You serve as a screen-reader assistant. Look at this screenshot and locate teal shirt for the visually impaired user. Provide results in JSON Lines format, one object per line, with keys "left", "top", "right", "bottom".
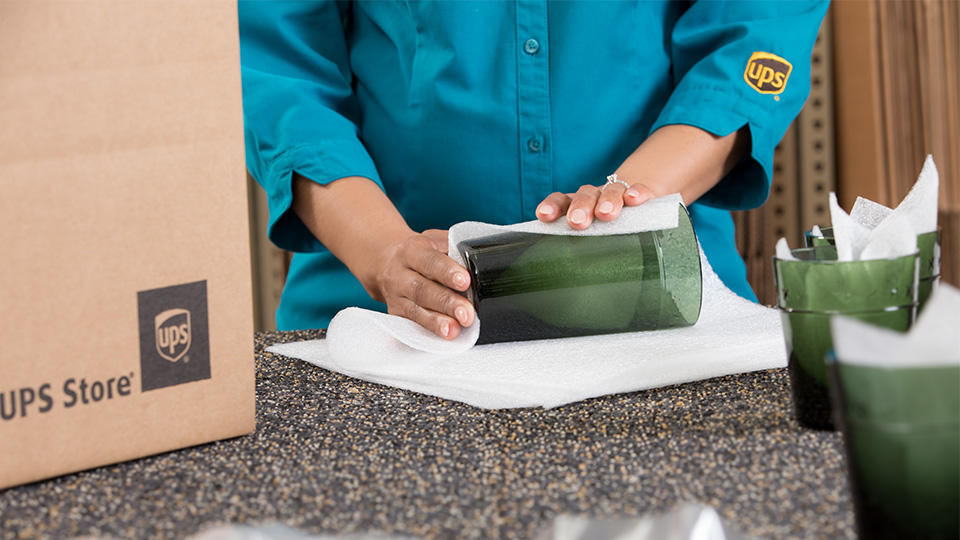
{"left": 239, "top": 0, "right": 828, "bottom": 330}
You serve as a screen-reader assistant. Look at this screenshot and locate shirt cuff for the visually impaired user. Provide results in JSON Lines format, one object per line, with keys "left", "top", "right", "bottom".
{"left": 262, "top": 140, "right": 384, "bottom": 253}
{"left": 649, "top": 86, "right": 774, "bottom": 211}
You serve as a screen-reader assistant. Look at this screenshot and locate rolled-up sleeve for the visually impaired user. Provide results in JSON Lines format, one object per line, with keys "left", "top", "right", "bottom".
{"left": 239, "top": 0, "right": 383, "bottom": 252}
{"left": 650, "top": 0, "right": 829, "bottom": 210}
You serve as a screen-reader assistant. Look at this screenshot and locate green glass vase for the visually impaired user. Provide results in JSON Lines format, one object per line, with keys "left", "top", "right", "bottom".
{"left": 803, "top": 226, "right": 835, "bottom": 248}
{"left": 916, "top": 230, "right": 942, "bottom": 312}
{"left": 829, "top": 358, "right": 959, "bottom": 539}
{"left": 458, "top": 205, "right": 702, "bottom": 345}
{"left": 773, "top": 246, "right": 918, "bottom": 430}
{"left": 803, "top": 227, "right": 940, "bottom": 311}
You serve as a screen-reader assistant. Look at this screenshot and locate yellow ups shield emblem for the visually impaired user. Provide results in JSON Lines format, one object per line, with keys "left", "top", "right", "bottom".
{"left": 744, "top": 52, "right": 792, "bottom": 95}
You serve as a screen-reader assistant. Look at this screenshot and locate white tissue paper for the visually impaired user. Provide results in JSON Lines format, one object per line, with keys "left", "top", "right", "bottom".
{"left": 829, "top": 192, "right": 919, "bottom": 261}
{"left": 831, "top": 284, "right": 960, "bottom": 367}
{"left": 269, "top": 194, "right": 786, "bottom": 409}
{"left": 775, "top": 237, "right": 797, "bottom": 261}
{"left": 851, "top": 155, "right": 940, "bottom": 235}
{"left": 779, "top": 155, "right": 940, "bottom": 261}
{"left": 849, "top": 196, "right": 893, "bottom": 230}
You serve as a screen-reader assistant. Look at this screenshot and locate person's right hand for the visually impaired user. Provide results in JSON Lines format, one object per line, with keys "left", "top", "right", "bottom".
{"left": 291, "top": 174, "right": 475, "bottom": 340}
{"left": 370, "top": 229, "right": 476, "bottom": 340}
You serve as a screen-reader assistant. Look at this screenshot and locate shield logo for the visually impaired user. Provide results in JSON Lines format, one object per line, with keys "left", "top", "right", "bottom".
{"left": 744, "top": 51, "right": 793, "bottom": 95}
{"left": 154, "top": 308, "right": 192, "bottom": 363}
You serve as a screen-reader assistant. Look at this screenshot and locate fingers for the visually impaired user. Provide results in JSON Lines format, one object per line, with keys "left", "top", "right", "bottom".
{"left": 623, "top": 182, "right": 655, "bottom": 206}
{"left": 401, "top": 236, "right": 475, "bottom": 329}
{"left": 421, "top": 229, "right": 449, "bottom": 253}
{"left": 565, "top": 184, "right": 600, "bottom": 230}
{"left": 537, "top": 179, "right": 658, "bottom": 231}
{"left": 388, "top": 297, "right": 462, "bottom": 340}
{"left": 402, "top": 237, "right": 471, "bottom": 293}
{"left": 536, "top": 192, "right": 571, "bottom": 223}
{"left": 594, "top": 182, "right": 626, "bottom": 222}
{"left": 377, "top": 233, "right": 477, "bottom": 339}
{"left": 398, "top": 268, "right": 474, "bottom": 329}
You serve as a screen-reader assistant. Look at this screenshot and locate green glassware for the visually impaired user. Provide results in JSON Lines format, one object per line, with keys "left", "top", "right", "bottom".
{"left": 829, "top": 357, "right": 960, "bottom": 539}
{"left": 803, "top": 226, "right": 835, "bottom": 248}
{"left": 804, "top": 227, "right": 940, "bottom": 311}
{"left": 458, "top": 205, "right": 702, "bottom": 345}
{"left": 916, "top": 230, "right": 942, "bottom": 312}
{"left": 773, "top": 247, "right": 918, "bottom": 430}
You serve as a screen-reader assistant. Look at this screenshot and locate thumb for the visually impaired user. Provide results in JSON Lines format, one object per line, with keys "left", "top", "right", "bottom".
{"left": 623, "top": 183, "right": 655, "bottom": 206}
{"left": 421, "top": 229, "right": 450, "bottom": 253}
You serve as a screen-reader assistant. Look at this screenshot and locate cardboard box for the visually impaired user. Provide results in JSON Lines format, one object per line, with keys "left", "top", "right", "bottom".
{"left": 0, "top": 1, "right": 255, "bottom": 489}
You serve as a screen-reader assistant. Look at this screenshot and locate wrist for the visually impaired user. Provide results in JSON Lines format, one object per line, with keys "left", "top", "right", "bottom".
{"left": 614, "top": 124, "right": 747, "bottom": 205}
{"left": 291, "top": 173, "right": 419, "bottom": 300}
{"left": 357, "top": 224, "right": 417, "bottom": 302}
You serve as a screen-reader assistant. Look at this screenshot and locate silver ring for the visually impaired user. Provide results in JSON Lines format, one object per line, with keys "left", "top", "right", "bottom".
{"left": 603, "top": 173, "right": 631, "bottom": 191}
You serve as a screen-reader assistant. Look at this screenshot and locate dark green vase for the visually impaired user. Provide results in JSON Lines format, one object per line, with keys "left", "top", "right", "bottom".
{"left": 458, "top": 205, "right": 702, "bottom": 345}
{"left": 773, "top": 246, "right": 918, "bottom": 430}
{"left": 829, "top": 359, "right": 960, "bottom": 540}
{"left": 803, "top": 227, "right": 940, "bottom": 311}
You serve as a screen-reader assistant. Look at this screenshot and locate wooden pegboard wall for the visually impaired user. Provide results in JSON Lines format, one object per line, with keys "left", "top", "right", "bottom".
{"left": 798, "top": 15, "right": 836, "bottom": 232}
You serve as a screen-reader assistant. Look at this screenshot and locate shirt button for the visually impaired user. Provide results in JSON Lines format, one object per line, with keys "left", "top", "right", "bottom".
{"left": 523, "top": 38, "right": 540, "bottom": 55}
{"left": 527, "top": 136, "right": 542, "bottom": 152}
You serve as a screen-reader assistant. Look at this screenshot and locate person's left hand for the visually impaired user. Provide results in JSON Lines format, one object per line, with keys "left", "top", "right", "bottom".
{"left": 534, "top": 179, "right": 655, "bottom": 229}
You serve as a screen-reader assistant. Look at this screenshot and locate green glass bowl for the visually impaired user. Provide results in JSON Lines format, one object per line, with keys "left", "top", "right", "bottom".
{"left": 829, "top": 358, "right": 960, "bottom": 539}
{"left": 772, "top": 249, "right": 918, "bottom": 430}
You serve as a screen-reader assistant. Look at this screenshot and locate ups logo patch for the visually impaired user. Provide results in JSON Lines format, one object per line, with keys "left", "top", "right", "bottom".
{"left": 744, "top": 52, "right": 792, "bottom": 95}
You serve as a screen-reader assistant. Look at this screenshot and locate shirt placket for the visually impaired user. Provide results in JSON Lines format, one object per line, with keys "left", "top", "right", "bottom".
{"left": 515, "top": 0, "right": 552, "bottom": 219}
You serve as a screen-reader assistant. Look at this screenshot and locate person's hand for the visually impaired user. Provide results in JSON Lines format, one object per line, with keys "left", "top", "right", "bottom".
{"left": 291, "top": 175, "right": 475, "bottom": 340}
{"left": 370, "top": 229, "right": 476, "bottom": 340}
{"left": 534, "top": 178, "right": 656, "bottom": 230}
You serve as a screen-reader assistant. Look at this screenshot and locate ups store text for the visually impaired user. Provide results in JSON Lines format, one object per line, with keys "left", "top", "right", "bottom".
{"left": 1, "top": 374, "right": 135, "bottom": 420}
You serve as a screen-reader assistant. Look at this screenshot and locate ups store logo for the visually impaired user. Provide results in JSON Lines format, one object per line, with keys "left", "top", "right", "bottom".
{"left": 744, "top": 51, "right": 792, "bottom": 95}
{"left": 155, "top": 308, "right": 191, "bottom": 362}
{"left": 137, "top": 281, "right": 210, "bottom": 391}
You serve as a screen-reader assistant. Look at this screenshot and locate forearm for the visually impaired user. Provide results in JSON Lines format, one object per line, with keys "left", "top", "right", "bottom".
{"left": 614, "top": 124, "right": 749, "bottom": 205}
{"left": 292, "top": 174, "right": 413, "bottom": 300}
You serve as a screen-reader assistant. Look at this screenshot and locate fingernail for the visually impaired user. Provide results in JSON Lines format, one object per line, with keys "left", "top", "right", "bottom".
{"left": 440, "top": 321, "right": 450, "bottom": 337}
{"left": 452, "top": 272, "right": 467, "bottom": 287}
{"left": 570, "top": 209, "right": 586, "bottom": 224}
{"left": 625, "top": 189, "right": 640, "bottom": 198}
{"left": 598, "top": 201, "right": 613, "bottom": 214}
{"left": 536, "top": 204, "right": 552, "bottom": 215}
{"left": 455, "top": 306, "right": 469, "bottom": 325}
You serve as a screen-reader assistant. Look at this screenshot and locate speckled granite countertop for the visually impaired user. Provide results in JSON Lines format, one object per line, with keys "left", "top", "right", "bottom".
{"left": 0, "top": 330, "right": 856, "bottom": 539}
